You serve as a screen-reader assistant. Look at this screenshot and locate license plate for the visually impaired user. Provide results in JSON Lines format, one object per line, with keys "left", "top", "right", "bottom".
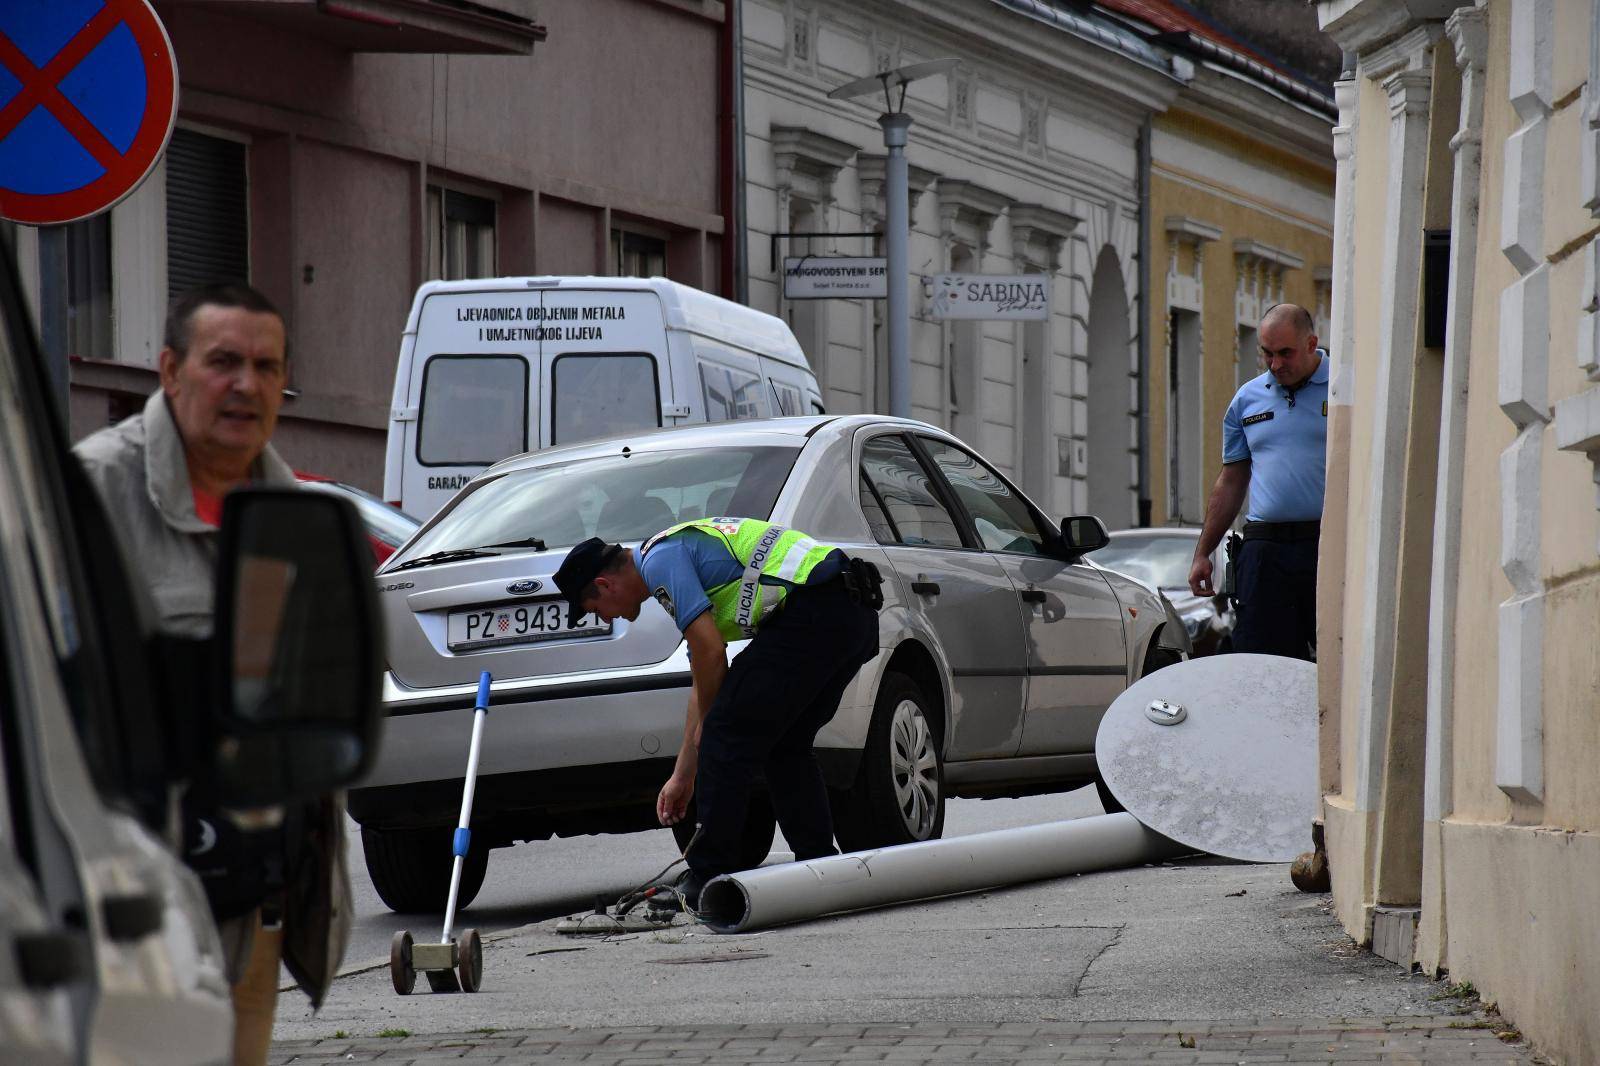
{"left": 447, "top": 599, "right": 610, "bottom": 650}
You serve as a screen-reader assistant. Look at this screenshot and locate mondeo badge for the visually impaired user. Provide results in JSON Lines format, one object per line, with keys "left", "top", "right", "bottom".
{"left": 506, "top": 579, "right": 543, "bottom": 595}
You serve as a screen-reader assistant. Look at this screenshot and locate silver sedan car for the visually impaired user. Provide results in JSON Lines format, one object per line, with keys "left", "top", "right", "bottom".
{"left": 351, "top": 416, "right": 1189, "bottom": 912}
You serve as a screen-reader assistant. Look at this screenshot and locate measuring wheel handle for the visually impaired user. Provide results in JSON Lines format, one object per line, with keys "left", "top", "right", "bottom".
{"left": 456, "top": 928, "right": 483, "bottom": 993}
{"left": 389, "top": 930, "right": 416, "bottom": 995}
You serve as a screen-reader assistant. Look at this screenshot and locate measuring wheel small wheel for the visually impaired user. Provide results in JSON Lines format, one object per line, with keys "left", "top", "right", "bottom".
{"left": 456, "top": 928, "right": 483, "bottom": 993}
{"left": 389, "top": 931, "right": 416, "bottom": 995}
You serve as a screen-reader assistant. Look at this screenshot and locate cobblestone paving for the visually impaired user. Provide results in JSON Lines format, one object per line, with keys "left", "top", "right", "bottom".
{"left": 270, "top": 1015, "right": 1548, "bottom": 1064}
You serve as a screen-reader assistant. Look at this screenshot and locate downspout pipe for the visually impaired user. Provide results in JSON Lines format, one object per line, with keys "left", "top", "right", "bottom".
{"left": 730, "top": 1, "right": 749, "bottom": 304}
{"left": 698, "top": 812, "right": 1187, "bottom": 934}
{"left": 1136, "top": 116, "right": 1152, "bottom": 527}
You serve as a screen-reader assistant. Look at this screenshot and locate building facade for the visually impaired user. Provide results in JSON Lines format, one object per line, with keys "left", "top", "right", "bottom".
{"left": 1315, "top": 1, "right": 1600, "bottom": 1061}
{"left": 740, "top": 0, "right": 1184, "bottom": 525}
{"left": 14, "top": 0, "right": 736, "bottom": 488}
{"left": 1115, "top": 4, "right": 1337, "bottom": 527}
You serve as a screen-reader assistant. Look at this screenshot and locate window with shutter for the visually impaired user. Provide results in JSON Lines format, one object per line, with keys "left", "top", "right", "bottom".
{"left": 165, "top": 128, "right": 249, "bottom": 300}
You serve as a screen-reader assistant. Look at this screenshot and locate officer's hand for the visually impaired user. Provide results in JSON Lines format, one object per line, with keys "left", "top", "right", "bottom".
{"left": 657, "top": 774, "right": 693, "bottom": 827}
{"left": 1189, "top": 555, "right": 1215, "bottom": 598}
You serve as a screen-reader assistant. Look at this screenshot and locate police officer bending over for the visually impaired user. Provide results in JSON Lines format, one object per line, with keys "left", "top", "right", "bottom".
{"left": 553, "top": 519, "right": 881, "bottom": 908}
{"left": 1188, "top": 303, "right": 1328, "bottom": 660}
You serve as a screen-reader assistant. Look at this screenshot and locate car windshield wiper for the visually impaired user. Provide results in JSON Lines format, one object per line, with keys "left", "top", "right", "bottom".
{"left": 480, "top": 537, "right": 547, "bottom": 552}
{"left": 390, "top": 547, "right": 502, "bottom": 573}
{"left": 388, "top": 537, "right": 546, "bottom": 574}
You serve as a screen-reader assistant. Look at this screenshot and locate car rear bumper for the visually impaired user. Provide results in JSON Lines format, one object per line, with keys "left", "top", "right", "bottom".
{"left": 359, "top": 643, "right": 866, "bottom": 839}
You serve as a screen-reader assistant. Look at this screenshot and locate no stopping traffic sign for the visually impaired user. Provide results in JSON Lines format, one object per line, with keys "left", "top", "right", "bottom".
{"left": 0, "top": 0, "right": 178, "bottom": 226}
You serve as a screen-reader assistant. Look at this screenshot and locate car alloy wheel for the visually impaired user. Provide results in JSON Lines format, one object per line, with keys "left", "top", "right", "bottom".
{"left": 833, "top": 670, "right": 945, "bottom": 851}
{"left": 889, "top": 697, "right": 940, "bottom": 839}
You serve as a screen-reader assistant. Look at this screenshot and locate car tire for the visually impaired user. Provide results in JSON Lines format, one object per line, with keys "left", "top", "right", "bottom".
{"left": 361, "top": 825, "right": 489, "bottom": 914}
{"left": 669, "top": 789, "right": 777, "bottom": 871}
{"left": 833, "top": 671, "right": 945, "bottom": 852}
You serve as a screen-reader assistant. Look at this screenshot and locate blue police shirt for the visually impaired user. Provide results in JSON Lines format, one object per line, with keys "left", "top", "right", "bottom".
{"left": 1222, "top": 352, "right": 1330, "bottom": 523}
{"left": 637, "top": 526, "right": 844, "bottom": 634}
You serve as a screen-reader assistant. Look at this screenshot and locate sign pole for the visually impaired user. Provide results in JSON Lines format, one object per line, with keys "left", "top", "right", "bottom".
{"left": 880, "top": 112, "right": 912, "bottom": 420}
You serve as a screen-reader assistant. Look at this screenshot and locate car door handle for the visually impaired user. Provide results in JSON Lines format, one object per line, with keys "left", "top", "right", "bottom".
{"left": 910, "top": 580, "right": 941, "bottom": 597}
{"left": 1019, "top": 589, "right": 1047, "bottom": 604}
{"left": 102, "top": 892, "right": 164, "bottom": 942}
{"left": 15, "top": 930, "right": 93, "bottom": 989}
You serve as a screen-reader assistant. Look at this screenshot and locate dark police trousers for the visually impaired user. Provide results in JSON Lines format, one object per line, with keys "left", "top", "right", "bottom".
{"left": 691, "top": 576, "right": 879, "bottom": 878}
{"left": 1231, "top": 524, "right": 1318, "bottom": 660}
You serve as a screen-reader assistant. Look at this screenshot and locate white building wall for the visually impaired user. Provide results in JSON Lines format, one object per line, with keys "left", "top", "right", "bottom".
{"left": 741, "top": 0, "right": 1176, "bottom": 522}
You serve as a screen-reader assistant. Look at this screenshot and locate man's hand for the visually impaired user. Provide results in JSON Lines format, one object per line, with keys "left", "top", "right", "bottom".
{"left": 657, "top": 773, "right": 694, "bottom": 826}
{"left": 1189, "top": 554, "right": 1215, "bottom": 597}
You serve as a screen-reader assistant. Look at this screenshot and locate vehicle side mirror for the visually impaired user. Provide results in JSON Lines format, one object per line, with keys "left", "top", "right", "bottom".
{"left": 1059, "top": 515, "right": 1110, "bottom": 556}
{"left": 210, "top": 489, "right": 384, "bottom": 808}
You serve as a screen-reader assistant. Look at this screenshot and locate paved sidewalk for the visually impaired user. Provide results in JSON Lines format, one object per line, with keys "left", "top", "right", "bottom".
{"left": 270, "top": 1016, "right": 1543, "bottom": 1064}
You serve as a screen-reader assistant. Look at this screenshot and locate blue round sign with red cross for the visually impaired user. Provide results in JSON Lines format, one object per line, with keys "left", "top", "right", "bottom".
{"left": 0, "top": 0, "right": 178, "bottom": 226}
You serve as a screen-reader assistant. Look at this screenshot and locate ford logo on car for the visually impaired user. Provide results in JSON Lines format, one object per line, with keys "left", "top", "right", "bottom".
{"left": 506, "top": 579, "right": 543, "bottom": 595}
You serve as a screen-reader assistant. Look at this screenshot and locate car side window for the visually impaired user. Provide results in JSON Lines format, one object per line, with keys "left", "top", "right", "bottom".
{"left": 918, "top": 437, "right": 1050, "bottom": 555}
{"left": 858, "top": 472, "right": 898, "bottom": 544}
{"left": 859, "top": 435, "right": 963, "bottom": 548}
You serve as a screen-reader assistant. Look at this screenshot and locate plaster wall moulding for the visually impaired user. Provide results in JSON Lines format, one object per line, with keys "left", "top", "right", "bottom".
{"left": 770, "top": 125, "right": 859, "bottom": 207}
{"left": 937, "top": 178, "right": 1014, "bottom": 257}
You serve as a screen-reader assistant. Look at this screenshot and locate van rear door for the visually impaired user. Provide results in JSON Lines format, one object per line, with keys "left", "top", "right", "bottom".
{"left": 404, "top": 291, "right": 540, "bottom": 520}
{"left": 539, "top": 288, "right": 671, "bottom": 448}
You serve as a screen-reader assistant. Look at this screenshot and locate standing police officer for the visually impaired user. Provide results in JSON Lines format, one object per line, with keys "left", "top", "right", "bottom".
{"left": 1188, "top": 303, "right": 1327, "bottom": 660}
{"left": 552, "top": 518, "right": 880, "bottom": 908}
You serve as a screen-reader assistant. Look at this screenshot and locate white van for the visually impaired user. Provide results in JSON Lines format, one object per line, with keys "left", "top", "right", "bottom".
{"left": 383, "top": 276, "right": 823, "bottom": 520}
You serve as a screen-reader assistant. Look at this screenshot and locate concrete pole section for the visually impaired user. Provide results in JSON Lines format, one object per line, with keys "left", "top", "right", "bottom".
{"left": 698, "top": 812, "right": 1188, "bottom": 934}
{"left": 880, "top": 112, "right": 914, "bottom": 419}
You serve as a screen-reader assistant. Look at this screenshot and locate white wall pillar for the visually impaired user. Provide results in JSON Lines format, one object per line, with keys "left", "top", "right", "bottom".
{"left": 1352, "top": 38, "right": 1439, "bottom": 815}
{"left": 1494, "top": 0, "right": 1554, "bottom": 807}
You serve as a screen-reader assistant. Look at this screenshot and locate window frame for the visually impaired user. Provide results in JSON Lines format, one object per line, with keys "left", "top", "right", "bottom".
{"left": 695, "top": 354, "right": 770, "bottom": 423}
{"left": 856, "top": 431, "right": 969, "bottom": 552}
{"left": 549, "top": 351, "right": 662, "bottom": 446}
{"left": 428, "top": 184, "right": 499, "bottom": 282}
{"left": 415, "top": 353, "right": 530, "bottom": 467}
{"left": 912, "top": 434, "right": 1059, "bottom": 558}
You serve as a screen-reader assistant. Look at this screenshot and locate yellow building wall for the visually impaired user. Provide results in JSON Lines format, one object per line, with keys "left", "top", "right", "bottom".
{"left": 1324, "top": 2, "right": 1600, "bottom": 1059}
{"left": 1145, "top": 109, "right": 1334, "bottom": 527}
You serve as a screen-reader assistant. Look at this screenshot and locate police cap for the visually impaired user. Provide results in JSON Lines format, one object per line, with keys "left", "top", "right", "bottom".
{"left": 553, "top": 537, "right": 623, "bottom": 617}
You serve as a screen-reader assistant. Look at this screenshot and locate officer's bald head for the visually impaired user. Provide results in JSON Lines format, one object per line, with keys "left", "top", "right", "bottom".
{"left": 1260, "top": 302, "right": 1315, "bottom": 340}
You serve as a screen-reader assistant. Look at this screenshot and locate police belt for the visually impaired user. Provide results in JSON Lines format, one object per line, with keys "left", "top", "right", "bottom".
{"left": 1242, "top": 520, "right": 1321, "bottom": 543}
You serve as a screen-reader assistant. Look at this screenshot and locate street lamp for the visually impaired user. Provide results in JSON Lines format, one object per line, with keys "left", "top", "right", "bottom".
{"left": 829, "top": 58, "right": 957, "bottom": 419}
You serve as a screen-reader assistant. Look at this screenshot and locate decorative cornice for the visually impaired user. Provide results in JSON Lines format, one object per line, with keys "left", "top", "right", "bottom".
{"left": 1233, "top": 238, "right": 1305, "bottom": 271}
{"left": 1165, "top": 215, "right": 1222, "bottom": 243}
{"left": 1316, "top": 0, "right": 1457, "bottom": 56}
{"left": 1009, "top": 203, "right": 1081, "bottom": 242}
{"left": 1444, "top": 5, "right": 1488, "bottom": 74}
{"left": 770, "top": 125, "right": 858, "bottom": 196}
{"left": 1383, "top": 69, "right": 1434, "bottom": 119}
{"left": 936, "top": 178, "right": 1014, "bottom": 240}
{"left": 1363, "top": 22, "right": 1446, "bottom": 80}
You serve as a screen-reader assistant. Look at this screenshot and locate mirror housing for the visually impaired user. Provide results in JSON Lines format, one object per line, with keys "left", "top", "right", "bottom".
{"left": 209, "top": 489, "right": 384, "bottom": 808}
{"left": 1059, "top": 514, "right": 1110, "bottom": 557}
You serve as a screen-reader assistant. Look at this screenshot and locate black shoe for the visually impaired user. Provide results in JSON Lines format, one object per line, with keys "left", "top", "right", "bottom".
{"left": 674, "top": 869, "right": 707, "bottom": 912}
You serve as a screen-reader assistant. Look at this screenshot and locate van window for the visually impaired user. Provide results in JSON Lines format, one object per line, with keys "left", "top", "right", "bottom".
{"left": 551, "top": 353, "right": 660, "bottom": 445}
{"left": 417, "top": 355, "right": 529, "bottom": 466}
{"left": 699, "top": 361, "right": 768, "bottom": 422}
{"left": 770, "top": 379, "right": 803, "bottom": 416}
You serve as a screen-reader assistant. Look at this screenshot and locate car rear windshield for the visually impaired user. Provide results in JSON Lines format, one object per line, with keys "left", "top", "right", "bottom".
{"left": 402, "top": 446, "right": 801, "bottom": 557}
{"left": 1094, "top": 534, "right": 1197, "bottom": 590}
